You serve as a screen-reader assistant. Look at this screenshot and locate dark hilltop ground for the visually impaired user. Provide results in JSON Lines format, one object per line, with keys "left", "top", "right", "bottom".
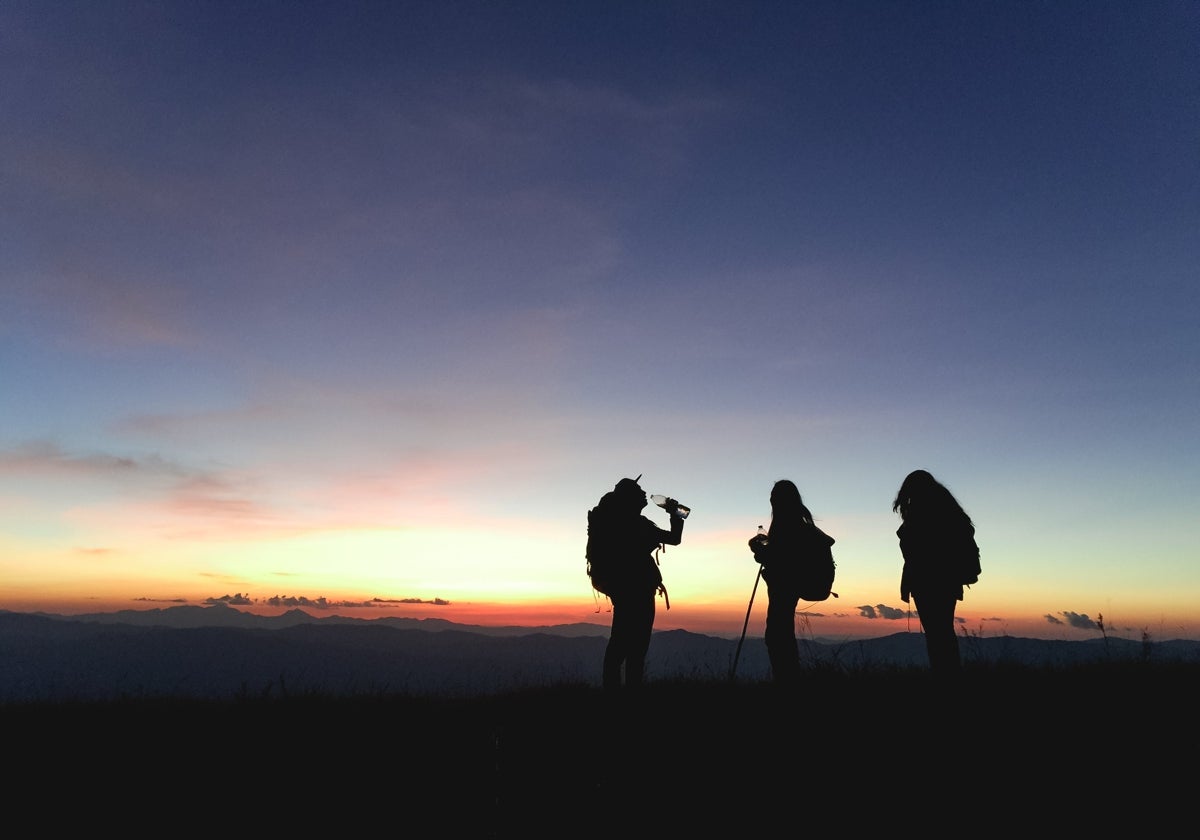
{"left": 8, "top": 662, "right": 1195, "bottom": 835}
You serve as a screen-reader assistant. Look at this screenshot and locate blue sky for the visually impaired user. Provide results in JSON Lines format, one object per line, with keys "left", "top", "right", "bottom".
{"left": 2, "top": 1, "right": 1197, "bottom": 640}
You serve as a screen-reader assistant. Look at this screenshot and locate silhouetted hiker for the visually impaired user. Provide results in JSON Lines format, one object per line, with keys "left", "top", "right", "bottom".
{"left": 748, "top": 479, "right": 836, "bottom": 686}
{"left": 892, "top": 469, "right": 981, "bottom": 675}
{"left": 587, "top": 475, "right": 684, "bottom": 689}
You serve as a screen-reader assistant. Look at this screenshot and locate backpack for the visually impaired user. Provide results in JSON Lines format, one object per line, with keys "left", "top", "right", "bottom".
{"left": 960, "top": 527, "right": 981, "bottom": 587}
{"left": 585, "top": 505, "right": 618, "bottom": 597}
{"left": 796, "top": 525, "right": 837, "bottom": 602}
{"left": 585, "top": 499, "right": 665, "bottom": 598}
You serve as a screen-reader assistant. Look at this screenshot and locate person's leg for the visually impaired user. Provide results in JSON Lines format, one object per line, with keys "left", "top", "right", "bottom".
{"left": 623, "top": 591, "right": 656, "bottom": 687}
{"left": 764, "top": 589, "right": 800, "bottom": 685}
{"left": 914, "top": 593, "right": 961, "bottom": 674}
{"left": 603, "top": 596, "right": 628, "bottom": 689}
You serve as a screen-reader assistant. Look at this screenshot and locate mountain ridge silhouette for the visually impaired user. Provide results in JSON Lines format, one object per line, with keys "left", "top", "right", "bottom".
{"left": 2, "top": 606, "right": 1198, "bottom": 704}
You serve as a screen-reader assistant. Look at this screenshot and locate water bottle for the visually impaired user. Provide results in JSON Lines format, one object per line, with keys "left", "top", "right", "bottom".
{"left": 755, "top": 525, "right": 768, "bottom": 546}
{"left": 650, "top": 494, "right": 691, "bottom": 519}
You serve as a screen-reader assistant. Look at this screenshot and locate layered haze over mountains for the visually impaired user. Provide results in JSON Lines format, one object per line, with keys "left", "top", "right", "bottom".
{"left": 3, "top": 604, "right": 1197, "bottom": 705}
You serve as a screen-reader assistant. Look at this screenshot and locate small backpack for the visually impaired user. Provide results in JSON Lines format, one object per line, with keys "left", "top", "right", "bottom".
{"left": 796, "top": 525, "right": 838, "bottom": 602}
{"left": 960, "top": 527, "right": 982, "bottom": 587}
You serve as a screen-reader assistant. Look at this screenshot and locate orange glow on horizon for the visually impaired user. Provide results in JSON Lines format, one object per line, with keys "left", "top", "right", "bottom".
{"left": 2, "top": 591, "right": 1167, "bottom": 644}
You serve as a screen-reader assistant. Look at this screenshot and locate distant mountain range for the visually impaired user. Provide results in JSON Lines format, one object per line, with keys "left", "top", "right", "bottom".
{"left": 22, "top": 601, "right": 618, "bottom": 636}
{"left": 2, "top": 604, "right": 1197, "bottom": 704}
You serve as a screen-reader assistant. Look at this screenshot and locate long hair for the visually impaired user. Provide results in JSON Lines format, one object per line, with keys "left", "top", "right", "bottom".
{"left": 892, "top": 469, "right": 972, "bottom": 525}
{"left": 770, "top": 479, "right": 814, "bottom": 528}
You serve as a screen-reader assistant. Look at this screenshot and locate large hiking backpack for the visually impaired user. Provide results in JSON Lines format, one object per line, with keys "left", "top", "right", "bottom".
{"left": 586, "top": 504, "right": 619, "bottom": 597}
{"left": 586, "top": 501, "right": 665, "bottom": 598}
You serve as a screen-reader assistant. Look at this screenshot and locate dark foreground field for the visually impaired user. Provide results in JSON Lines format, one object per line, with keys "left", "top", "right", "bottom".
{"left": 5, "top": 662, "right": 1194, "bottom": 835}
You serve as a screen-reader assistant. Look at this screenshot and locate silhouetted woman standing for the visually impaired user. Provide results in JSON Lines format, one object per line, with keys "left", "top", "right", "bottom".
{"left": 892, "top": 469, "right": 980, "bottom": 675}
{"left": 749, "top": 479, "right": 835, "bottom": 686}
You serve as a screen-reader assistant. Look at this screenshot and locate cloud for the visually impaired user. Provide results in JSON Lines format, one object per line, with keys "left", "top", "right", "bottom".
{"left": 1, "top": 436, "right": 544, "bottom": 549}
{"left": 257, "top": 595, "right": 452, "bottom": 609}
{"left": 206, "top": 593, "right": 254, "bottom": 606}
{"left": 1048, "top": 611, "right": 1099, "bottom": 630}
{"left": 0, "top": 441, "right": 349, "bottom": 538}
{"left": 166, "top": 475, "right": 275, "bottom": 523}
{"left": 857, "top": 604, "right": 909, "bottom": 620}
{"left": 0, "top": 440, "right": 321, "bottom": 539}
{"left": 371, "top": 597, "right": 451, "bottom": 607}
{"left": 0, "top": 440, "right": 171, "bottom": 478}
{"left": 264, "top": 595, "right": 335, "bottom": 610}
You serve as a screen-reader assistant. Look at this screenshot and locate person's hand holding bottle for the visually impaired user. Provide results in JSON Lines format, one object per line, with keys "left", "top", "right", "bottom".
{"left": 749, "top": 525, "right": 768, "bottom": 561}
{"left": 650, "top": 494, "right": 690, "bottom": 519}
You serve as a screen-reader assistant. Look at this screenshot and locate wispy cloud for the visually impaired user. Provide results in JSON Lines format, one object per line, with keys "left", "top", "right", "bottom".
{"left": 0, "top": 441, "right": 177, "bottom": 478}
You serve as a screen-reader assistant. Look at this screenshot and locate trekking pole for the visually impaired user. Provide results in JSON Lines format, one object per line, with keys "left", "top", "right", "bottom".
{"left": 729, "top": 566, "right": 763, "bottom": 682}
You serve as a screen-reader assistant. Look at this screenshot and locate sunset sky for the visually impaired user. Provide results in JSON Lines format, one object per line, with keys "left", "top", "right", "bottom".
{"left": 3, "top": 1, "right": 1198, "bottom": 642}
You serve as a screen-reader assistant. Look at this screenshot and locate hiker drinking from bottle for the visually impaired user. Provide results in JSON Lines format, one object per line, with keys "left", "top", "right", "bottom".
{"left": 586, "top": 476, "right": 685, "bottom": 690}
{"left": 748, "top": 479, "right": 835, "bottom": 687}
